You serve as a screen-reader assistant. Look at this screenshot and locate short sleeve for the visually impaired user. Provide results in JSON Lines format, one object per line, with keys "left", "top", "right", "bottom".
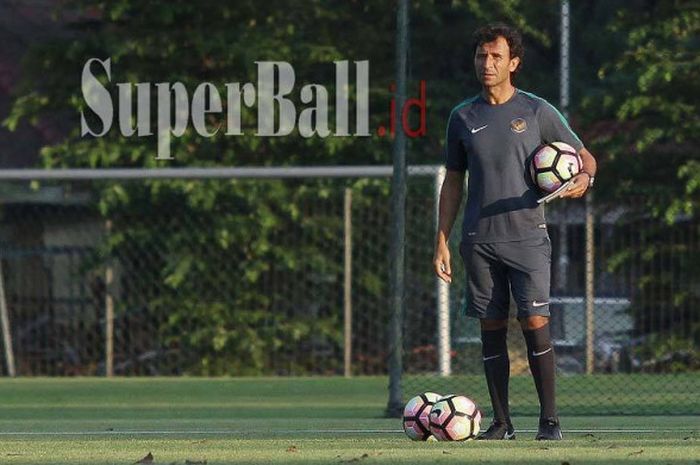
{"left": 537, "top": 100, "right": 584, "bottom": 152}
{"left": 445, "top": 111, "right": 468, "bottom": 171}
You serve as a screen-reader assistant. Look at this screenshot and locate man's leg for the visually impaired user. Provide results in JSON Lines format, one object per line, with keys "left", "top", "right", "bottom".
{"left": 480, "top": 319, "right": 511, "bottom": 424}
{"left": 459, "top": 242, "right": 514, "bottom": 440}
{"left": 477, "top": 317, "right": 516, "bottom": 439}
{"left": 520, "top": 315, "right": 561, "bottom": 440}
{"left": 520, "top": 316, "right": 557, "bottom": 419}
{"left": 500, "top": 237, "right": 561, "bottom": 440}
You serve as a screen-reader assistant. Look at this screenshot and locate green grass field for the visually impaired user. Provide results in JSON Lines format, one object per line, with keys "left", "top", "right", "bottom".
{"left": 0, "top": 377, "right": 697, "bottom": 464}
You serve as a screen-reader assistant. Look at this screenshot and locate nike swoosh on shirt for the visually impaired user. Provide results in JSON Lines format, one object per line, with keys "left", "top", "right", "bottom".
{"left": 470, "top": 125, "right": 488, "bottom": 134}
{"left": 532, "top": 301, "right": 549, "bottom": 307}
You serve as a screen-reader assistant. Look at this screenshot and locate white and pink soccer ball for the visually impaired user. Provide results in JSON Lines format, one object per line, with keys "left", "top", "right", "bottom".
{"left": 402, "top": 392, "right": 441, "bottom": 441}
{"left": 428, "top": 394, "right": 482, "bottom": 441}
{"left": 530, "top": 141, "right": 582, "bottom": 193}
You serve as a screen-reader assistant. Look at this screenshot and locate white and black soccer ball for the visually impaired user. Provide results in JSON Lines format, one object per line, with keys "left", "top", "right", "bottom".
{"left": 428, "top": 394, "right": 482, "bottom": 441}
{"left": 402, "top": 392, "right": 442, "bottom": 441}
{"left": 530, "top": 142, "right": 582, "bottom": 193}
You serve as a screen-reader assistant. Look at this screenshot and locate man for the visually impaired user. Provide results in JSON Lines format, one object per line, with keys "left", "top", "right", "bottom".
{"left": 433, "top": 23, "right": 597, "bottom": 440}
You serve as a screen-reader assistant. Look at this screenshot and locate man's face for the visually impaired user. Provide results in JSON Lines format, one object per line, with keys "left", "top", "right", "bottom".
{"left": 474, "top": 36, "right": 520, "bottom": 88}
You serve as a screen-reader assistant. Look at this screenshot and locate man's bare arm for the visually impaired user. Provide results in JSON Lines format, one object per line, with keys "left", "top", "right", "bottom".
{"left": 433, "top": 169, "right": 466, "bottom": 283}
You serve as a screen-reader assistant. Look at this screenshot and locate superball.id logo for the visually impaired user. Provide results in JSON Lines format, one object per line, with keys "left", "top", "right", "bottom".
{"left": 80, "top": 58, "right": 427, "bottom": 159}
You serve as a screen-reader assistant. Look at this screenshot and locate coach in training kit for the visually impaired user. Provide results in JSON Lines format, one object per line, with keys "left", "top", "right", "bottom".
{"left": 433, "top": 23, "right": 598, "bottom": 440}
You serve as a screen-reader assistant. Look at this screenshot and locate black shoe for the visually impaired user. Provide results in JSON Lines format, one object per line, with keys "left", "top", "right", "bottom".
{"left": 476, "top": 420, "right": 516, "bottom": 440}
{"left": 536, "top": 417, "right": 563, "bottom": 440}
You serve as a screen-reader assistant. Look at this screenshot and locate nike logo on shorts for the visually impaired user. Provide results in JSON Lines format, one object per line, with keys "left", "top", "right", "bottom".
{"left": 532, "top": 301, "right": 549, "bottom": 307}
{"left": 532, "top": 348, "right": 552, "bottom": 357}
{"left": 482, "top": 354, "right": 501, "bottom": 361}
{"left": 470, "top": 125, "right": 488, "bottom": 134}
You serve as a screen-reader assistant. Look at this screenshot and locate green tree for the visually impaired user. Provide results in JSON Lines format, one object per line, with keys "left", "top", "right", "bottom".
{"left": 585, "top": 0, "right": 700, "bottom": 369}
{"left": 5, "top": 0, "right": 401, "bottom": 374}
{"left": 5, "top": 0, "right": 622, "bottom": 374}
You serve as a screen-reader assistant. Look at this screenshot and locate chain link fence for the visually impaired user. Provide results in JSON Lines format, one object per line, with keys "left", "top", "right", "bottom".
{"left": 0, "top": 167, "right": 697, "bottom": 415}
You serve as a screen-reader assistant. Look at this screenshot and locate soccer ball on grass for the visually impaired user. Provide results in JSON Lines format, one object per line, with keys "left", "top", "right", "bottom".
{"left": 428, "top": 394, "right": 482, "bottom": 441}
{"left": 402, "top": 392, "right": 442, "bottom": 441}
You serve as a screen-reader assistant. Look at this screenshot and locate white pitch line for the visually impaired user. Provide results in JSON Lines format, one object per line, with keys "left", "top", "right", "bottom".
{"left": 0, "top": 428, "right": 694, "bottom": 436}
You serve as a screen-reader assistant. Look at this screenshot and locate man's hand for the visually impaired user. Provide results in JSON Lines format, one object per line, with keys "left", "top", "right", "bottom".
{"left": 433, "top": 242, "right": 452, "bottom": 284}
{"left": 559, "top": 172, "right": 590, "bottom": 199}
{"left": 433, "top": 169, "right": 465, "bottom": 284}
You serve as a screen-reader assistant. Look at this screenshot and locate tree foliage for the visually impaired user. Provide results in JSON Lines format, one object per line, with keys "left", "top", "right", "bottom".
{"left": 584, "top": 0, "right": 700, "bottom": 364}
{"left": 5, "top": 0, "right": 698, "bottom": 373}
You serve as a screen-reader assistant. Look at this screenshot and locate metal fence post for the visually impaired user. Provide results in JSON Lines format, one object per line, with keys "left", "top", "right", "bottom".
{"left": 585, "top": 193, "right": 595, "bottom": 374}
{"left": 386, "top": 0, "right": 409, "bottom": 417}
{"left": 0, "top": 260, "right": 16, "bottom": 377}
{"left": 435, "top": 167, "right": 451, "bottom": 376}
{"left": 343, "top": 188, "right": 353, "bottom": 378}
{"left": 105, "top": 219, "right": 114, "bottom": 378}
{"left": 558, "top": 0, "right": 571, "bottom": 293}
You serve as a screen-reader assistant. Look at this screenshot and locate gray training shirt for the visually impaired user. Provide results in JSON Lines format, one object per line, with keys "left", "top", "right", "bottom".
{"left": 445, "top": 89, "right": 584, "bottom": 243}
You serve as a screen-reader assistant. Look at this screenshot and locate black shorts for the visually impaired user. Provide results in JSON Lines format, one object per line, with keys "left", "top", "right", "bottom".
{"left": 459, "top": 236, "right": 552, "bottom": 320}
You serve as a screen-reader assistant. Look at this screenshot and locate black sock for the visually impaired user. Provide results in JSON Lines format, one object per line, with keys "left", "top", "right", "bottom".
{"left": 481, "top": 327, "right": 510, "bottom": 423}
{"left": 523, "top": 323, "right": 557, "bottom": 419}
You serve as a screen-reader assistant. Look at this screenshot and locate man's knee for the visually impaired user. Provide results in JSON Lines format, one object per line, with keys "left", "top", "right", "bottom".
{"left": 480, "top": 319, "right": 509, "bottom": 331}
{"left": 519, "top": 315, "right": 549, "bottom": 330}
